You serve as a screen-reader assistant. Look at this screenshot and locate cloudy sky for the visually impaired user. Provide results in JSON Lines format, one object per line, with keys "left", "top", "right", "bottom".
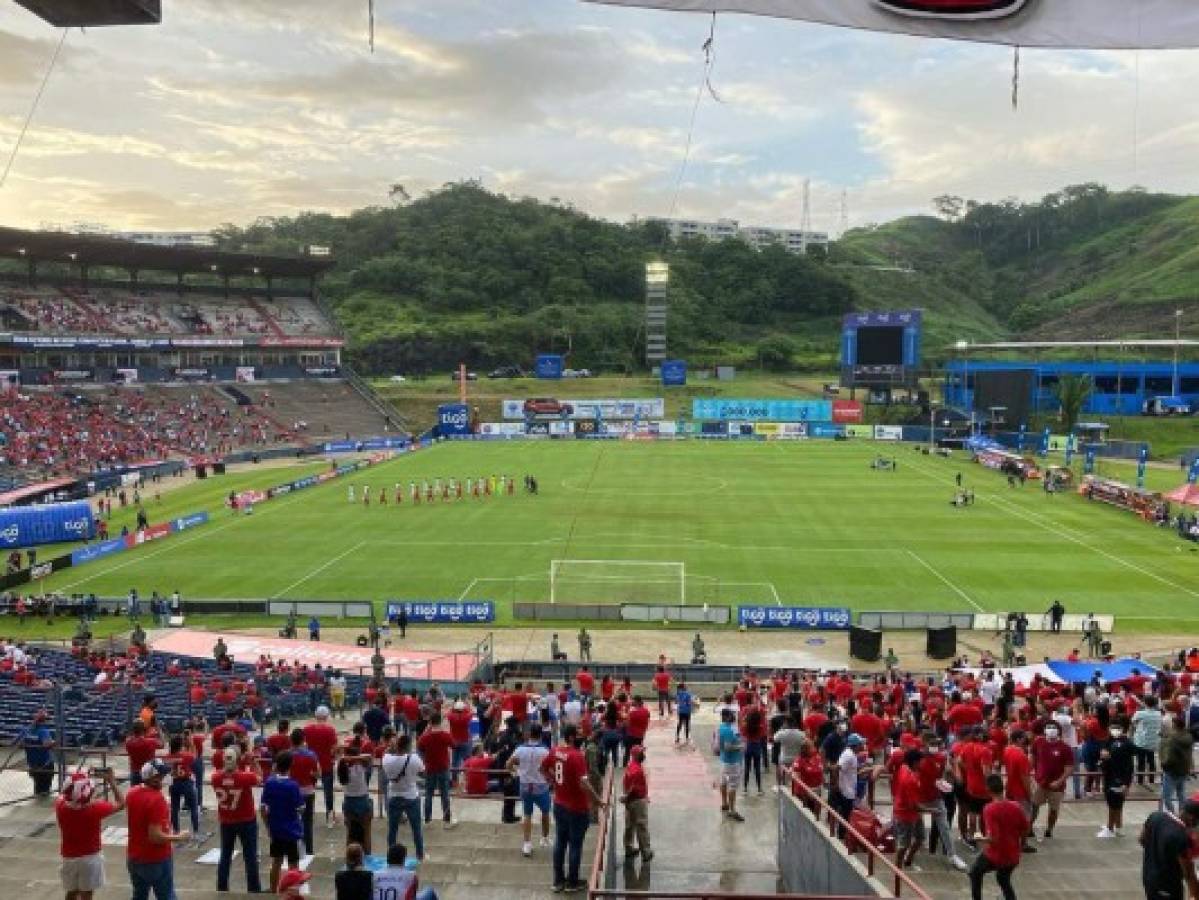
{"left": 0, "top": 0, "right": 1195, "bottom": 234}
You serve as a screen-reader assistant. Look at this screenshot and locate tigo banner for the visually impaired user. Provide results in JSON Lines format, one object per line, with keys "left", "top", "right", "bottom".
{"left": 386, "top": 601, "right": 495, "bottom": 624}
{"left": 692, "top": 398, "right": 831, "bottom": 422}
{"left": 738, "top": 606, "right": 852, "bottom": 630}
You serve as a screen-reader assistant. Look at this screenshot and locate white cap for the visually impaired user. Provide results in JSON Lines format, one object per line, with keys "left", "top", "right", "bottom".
{"left": 140, "top": 761, "right": 168, "bottom": 781}
{"left": 314, "top": 705, "right": 330, "bottom": 719}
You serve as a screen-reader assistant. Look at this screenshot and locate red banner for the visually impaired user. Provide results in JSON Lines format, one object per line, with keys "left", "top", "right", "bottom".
{"left": 832, "top": 400, "right": 864, "bottom": 423}
{"left": 125, "top": 523, "right": 171, "bottom": 548}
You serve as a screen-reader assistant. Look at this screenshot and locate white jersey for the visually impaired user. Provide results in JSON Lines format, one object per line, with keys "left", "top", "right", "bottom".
{"left": 372, "top": 866, "right": 418, "bottom": 900}
{"left": 512, "top": 743, "right": 550, "bottom": 788}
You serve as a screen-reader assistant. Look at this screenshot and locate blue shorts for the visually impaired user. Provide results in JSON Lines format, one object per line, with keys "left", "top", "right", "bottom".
{"left": 521, "top": 785, "right": 551, "bottom": 816}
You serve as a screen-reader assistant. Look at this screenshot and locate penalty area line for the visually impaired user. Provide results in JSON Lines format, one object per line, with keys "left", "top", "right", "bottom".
{"left": 906, "top": 549, "right": 984, "bottom": 613}
{"left": 273, "top": 541, "right": 367, "bottom": 598}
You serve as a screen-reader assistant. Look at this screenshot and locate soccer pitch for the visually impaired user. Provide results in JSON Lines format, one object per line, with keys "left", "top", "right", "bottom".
{"left": 34, "top": 440, "right": 1199, "bottom": 632}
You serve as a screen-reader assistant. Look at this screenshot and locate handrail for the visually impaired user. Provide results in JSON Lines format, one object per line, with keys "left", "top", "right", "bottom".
{"left": 786, "top": 771, "right": 932, "bottom": 900}
{"left": 587, "top": 766, "right": 617, "bottom": 898}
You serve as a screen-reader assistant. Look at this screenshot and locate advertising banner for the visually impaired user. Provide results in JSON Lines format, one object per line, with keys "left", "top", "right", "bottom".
{"left": 0, "top": 501, "right": 95, "bottom": 550}
{"left": 53, "top": 369, "right": 92, "bottom": 381}
{"left": 535, "top": 354, "right": 564, "bottom": 379}
{"left": 873, "top": 425, "right": 903, "bottom": 441}
{"left": 692, "top": 398, "right": 831, "bottom": 422}
{"left": 437, "top": 404, "right": 471, "bottom": 437}
{"left": 174, "top": 367, "right": 210, "bottom": 379}
{"left": 661, "top": 359, "right": 687, "bottom": 386}
{"left": 780, "top": 422, "right": 808, "bottom": 438}
{"left": 755, "top": 423, "right": 782, "bottom": 437}
{"left": 385, "top": 601, "right": 495, "bottom": 624}
{"left": 502, "top": 398, "right": 665, "bottom": 421}
{"left": 548, "top": 421, "right": 573, "bottom": 436}
{"left": 125, "top": 523, "right": 171, "bottom": 548}
{"left": 259, "top": 337, "right": 343, "bottom": 348}
{"left": 832, "top": 399, "right": 864, "bottom": 423}
{"left": 479, "top": 422, "right": 525, "bottom": 436}
{"left": 116, "top": 368, "right": 138, "bottom": 385}
{"left": 845, "top": 424, "right": 872, "bottom": 438}
{"left": 737, "top": 606, "right": 852, "bottom": 630}
{"left": 235, "top": 366, "right": 257, "bottom": 383}
{"left": 809, "top": 423, "right": 846, "bottom": 438}
{"left": 305, "top": 366, "right": 340, "bottom": 376}
{"left": 71, "top": 536, "right": 126, "bottom": 566}
{"left": 656, "top": 420, "right": 678, "bottom": 435}
{"left": 170, "top": 511, "right": 209, "bottom": 533}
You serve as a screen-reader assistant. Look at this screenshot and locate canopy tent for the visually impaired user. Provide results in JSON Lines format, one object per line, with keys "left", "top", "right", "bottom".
{"left": 1165, "top": 483, "right": 1199, "bottom": 507}
{"left": 580, "top": 1, "right": 1199, "bottom": 49}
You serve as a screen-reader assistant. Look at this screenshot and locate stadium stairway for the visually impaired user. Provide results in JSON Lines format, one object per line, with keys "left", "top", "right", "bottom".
{"left": 240, "top": 380, "right": 398, "bottom": 442}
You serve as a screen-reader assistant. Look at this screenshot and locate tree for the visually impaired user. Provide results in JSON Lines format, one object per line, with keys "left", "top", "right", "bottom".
{"left": 932, "top": 194, "right": 965, "bottom": 222}
{"left": 756, "top": 334, "right": 797, "bottom": 371}
{"left": 388, "top": 183, "right": 411, "bottom": 204}
{"left": 1055, "top": 374, "right": 1093, "bottom": 432}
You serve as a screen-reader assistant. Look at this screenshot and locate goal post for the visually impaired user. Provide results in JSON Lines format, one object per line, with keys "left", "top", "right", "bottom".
{"left": 548, "top": 559, "right": 686, "bottom": 605}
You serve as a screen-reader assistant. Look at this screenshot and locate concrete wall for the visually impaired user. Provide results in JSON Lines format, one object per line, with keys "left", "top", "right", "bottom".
{"left": 778, "top": 793, "right": 886, "bottom": 897}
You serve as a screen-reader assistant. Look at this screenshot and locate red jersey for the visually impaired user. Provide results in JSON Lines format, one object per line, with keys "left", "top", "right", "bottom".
{"left": 893, "top": 765, "right": 921, "bottom": 823}
{"left": 542, "top": 745, "right": 590, "bottom": 815}
{"left": 577, "top": 671, "right": 595, "bottom": 695}
{"left": 792, "top": 753, "right": 825, "bottom": 791}
{"left": 211, "top": 722, "right": 246, "bottom": 752}
{"left": 1003, "top": 745, "right": 1031, "bottom": 801}
{"left": 56, "top": 798, "right": 118, "bottom": 858}
{"left": 509, "top": 692, "right": 529, "bottom": 723}
{"left": 302, "top": 723, "right": 339, "bottom": 773}
{"left": 447, "top": 710, "right": 472, "bottom": 745}
{"left": 982, "top": 799, "right": 1028, "bottom": 868}
{"left": 289, "top": 749, "right": 320, "bottom": 794}
{"left": 125, "top": 785, "right": 172, "bottom": 864}
{"left": 652, "top": 672, "right": 671, "bottom": 693}
{"left": 946, "top": 703, "right": 983, "bottom": 735}
{"left": 803, "top": 712, "right": 828, "bottom": 740}
{"left": 626, "top": 706, "right": 651, "bottom": 740}
{"left": 212, "top": 769, "right": 260, "bottom": 825}
{"left": 266, "top": 733, "right": 291, "bottom": 758}
{"left": 164, "top": 752, "right": 194, "bottom": 782}
{"left": 622, "top": 759, "right": 649, "bottom": 801}
{"left": 959, "top": 742, "right": 993, "bottom": 799}
{"left": 850, "top": 712, "right": 884, "bottom": 750}
{"left": 125, "top": 736, "right": 160, "bottom": 773}
{"left": 1031, "top": 737, "right": 1073, "bottom": 788}
{"left": 463, "top": 754, "right": 494, "bottom": 795}
{"left": 418, "top": 728, "right": 455, "bottom": 774}
{"left": 916, "top": 751, "right": 946, "bottom": 803}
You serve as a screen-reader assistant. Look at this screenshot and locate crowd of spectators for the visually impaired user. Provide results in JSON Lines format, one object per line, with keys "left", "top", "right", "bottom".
{"left": 0, "top": 387, "right": 296, "bottom": 481}
{"left": 1, "top": 285, "right": 330, "bottom": 338}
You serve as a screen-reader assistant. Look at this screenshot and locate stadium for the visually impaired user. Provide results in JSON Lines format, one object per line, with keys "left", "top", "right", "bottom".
{"left": 0, "top": 3, "right": 1199, "bottom": 900}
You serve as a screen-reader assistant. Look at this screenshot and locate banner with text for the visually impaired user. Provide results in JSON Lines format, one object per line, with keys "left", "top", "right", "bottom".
{"left": 502, "top": 398, "right": 665, "bottom": 421}
{"left": 738, "top": 606, "right": 852, "bottom": 630}
{"left": 386, "top": 601, "right": 495, "bottom": 624}
{"left": 692, "top": 398, "right": 831, "bottom": 422}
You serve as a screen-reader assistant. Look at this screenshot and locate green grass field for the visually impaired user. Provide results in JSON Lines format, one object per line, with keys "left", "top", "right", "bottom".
{"left": 25, "top": 440, "right": 1199, "bottom": 635}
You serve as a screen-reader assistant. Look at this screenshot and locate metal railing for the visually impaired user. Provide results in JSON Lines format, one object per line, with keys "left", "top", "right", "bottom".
{"left": 587, "top": 767, "right": 618, "bottom": 898}
{"left": 787, "top": 771, "right": 932, "bottom": 900}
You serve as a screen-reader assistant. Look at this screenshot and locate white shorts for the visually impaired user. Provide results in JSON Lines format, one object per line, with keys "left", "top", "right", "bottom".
{"left": 720, "top": 764, "right": 743, "bottom": 788}
{"left": 61, "top": 853, "right": 105, "bottom": 892}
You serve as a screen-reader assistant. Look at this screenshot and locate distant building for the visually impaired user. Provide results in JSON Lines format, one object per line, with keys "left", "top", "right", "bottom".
{"left": 644, "top": 217, "right": 829, "bottom": 254}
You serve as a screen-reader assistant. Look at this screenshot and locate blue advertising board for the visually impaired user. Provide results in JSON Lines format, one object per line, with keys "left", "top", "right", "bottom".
{"left": 0, "top": 501, "right": 94, "bottom": 550}
{"left": 535, "top": 354, "right": 564, "bottom": 379}
{"left": 692, "top": 398, "right": 831, "bottom": 422}
{"left": 170, "top": 511, "right": 209, "bottom": 533}
{"left": 437, "top": 403, "right": 471, "bottom": 437}
{"left": 808, "top": 423, "right": 846, "bottom": 439}
{"left": 738, "top": 606, "right": 852, "bottom": 630}
{"left": 70, "top": 536, "right": 126, "bottom": 567}
{"left": 661, "top": 359, "right": 687, "bottom": 386}
{"left": 386, "top": 601, "right": 495, "bottom": 624}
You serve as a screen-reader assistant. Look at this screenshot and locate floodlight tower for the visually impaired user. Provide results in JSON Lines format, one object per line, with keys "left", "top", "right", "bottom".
{"left": 645, "top": 261, "right": 669, "bottom": 367}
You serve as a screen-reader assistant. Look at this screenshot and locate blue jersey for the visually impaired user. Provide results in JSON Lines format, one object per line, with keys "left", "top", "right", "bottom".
{"left": 260, "top": 775, "right": 304, "bottom": 840}
{"left": 676, "top": 690, "right": 693, "bottom": 716}
{"left": 718, "top": 722, "right": 743, "bottom": 765}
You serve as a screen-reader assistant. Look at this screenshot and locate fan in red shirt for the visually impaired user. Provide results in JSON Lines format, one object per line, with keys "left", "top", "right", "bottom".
{"left": 56, "top": 769, "right": 124, "bottom": 897}
{"left": 125, "top": 721, "right": 161, "bottom": 785}
{"left": 462, "top": 746, "right": 497, "bottom": 796}
{"left": 508, "top": 683, "right": 530, "bottom": 724}
{"left": 211, "top": 751, "right": 263, "bottom": 892}
{"left": 625, "top": 697, "right": 651, "bottom": 765}
{"left": 956, "top": 727, "right": 993, "bottom": 844}
{"left": 802, "top": 709, "right": 829, "bottom": 742}
{"left": 790, "top": 744, "right": 825, "bottom": 811}
{"left": 267, "top": 720, "right": 292, "bottom": 758}
{"left": 1029, "top": 724, "right": 1074, "bottom": 840}
{"left": 1002, "top": 730, "right": 1035, "bottom": 852}
{"left": 652, "top": 667, "right": 673, "bottom": 718}
{"left": 970, "top": 774, "right": 1029, "bottom": 899}
{"left": 541, "top": 725, "right": 604, "bottom": 892}
{"left": 211, "top": 711, "right": 247, "bottom": 752}
{"left": 302, "top": 707, "right": 340, "bottom": 824}
{"left": 892, "top": 750, "right": 926, "bottom": 869}
{"left": 576, "top": 667, "right": 595, "bottom": 699}
{"left": 945, "top": 695, "right": 984, "bottom": 736}
{"left": 417, "top": 714, "right": 457, "bottom": 826}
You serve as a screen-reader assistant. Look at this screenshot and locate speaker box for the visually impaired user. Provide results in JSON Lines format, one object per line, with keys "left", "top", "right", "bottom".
{"left": 849, "top": 625, "right": 882, "bottom": 662}
{"left": 926, "top": 626, "right": 957, "bottom": 660}
{"left": 213, "top": 462, "right": 226, "bottom": 475}
{"left": 193, "top": 464, "right": 207, "bottom": 479}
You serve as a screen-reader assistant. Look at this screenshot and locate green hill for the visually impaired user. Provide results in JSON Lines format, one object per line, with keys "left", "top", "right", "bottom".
{"left": 215, "top": 182, "right": 1199, "bottom": 374}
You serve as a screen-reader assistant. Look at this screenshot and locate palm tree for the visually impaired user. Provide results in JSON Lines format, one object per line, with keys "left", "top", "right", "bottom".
{"left": 1055, "top": 373, "right": 1092, "bottom": 433}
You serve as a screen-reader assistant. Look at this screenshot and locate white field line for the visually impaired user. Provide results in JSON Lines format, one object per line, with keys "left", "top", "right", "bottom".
{"left": 456, "top": 578, "right": 478, "bottom": 602}
{"left": 904, "top": 456, "right": 1199, "bottom": 601}
{"left": 273, "top": 541, "right": 367, "bottom": 598}
{"left": 906, "top": 549, "right": 984, "bottom": 613}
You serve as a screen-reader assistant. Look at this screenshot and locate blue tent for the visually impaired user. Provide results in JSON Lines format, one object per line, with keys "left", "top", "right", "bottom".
{"left": 1046, "top": 658, "right": 1158, "bottom": 684}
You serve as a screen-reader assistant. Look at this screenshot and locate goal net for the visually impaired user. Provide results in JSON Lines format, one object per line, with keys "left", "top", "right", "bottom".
{"left": 549, "top": 559, "right": 686, "bottom": 605}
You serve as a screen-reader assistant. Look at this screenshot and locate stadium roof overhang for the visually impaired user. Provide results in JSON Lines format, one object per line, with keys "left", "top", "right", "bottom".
{"left": 14, "top": 0, "right": 161, "bottom": 27}
{"left": 947, "top": 340, "right": 1199, "bottom": 351}
{"left": 0, "top": 227, "right": 334, "bottom": 280}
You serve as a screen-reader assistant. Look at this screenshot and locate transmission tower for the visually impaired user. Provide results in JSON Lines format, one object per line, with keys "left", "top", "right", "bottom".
{"left": 800, "top": 178, "right": 812, "bottom": 234}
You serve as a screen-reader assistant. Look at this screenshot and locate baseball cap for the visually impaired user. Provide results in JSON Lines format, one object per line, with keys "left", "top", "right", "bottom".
{"left": 846, "top": 733, "right": 864, "bottom": 747}
{"left": 314, "top": 705, "right": 330, "bottom": 719}
{"left": 140, "top": 761, "right": 170, "bottom": 781}
{"left": 277, "top": 869, "right": 311, "bottom": 894}
{"left": 61, "top": 775, "right": 94, "bottom": 807}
